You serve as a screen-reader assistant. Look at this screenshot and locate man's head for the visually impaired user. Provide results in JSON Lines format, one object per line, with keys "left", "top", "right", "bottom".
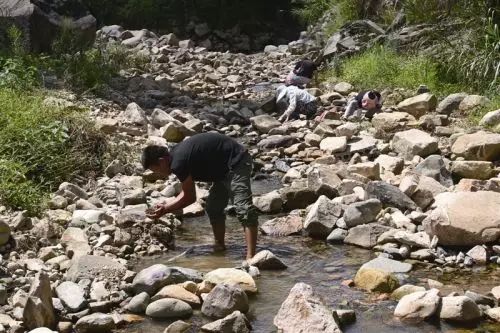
{"left": 361, "top": 90, "right": 382, "bottom": 110}
{"left": 141, "top": 145, "right": 171, "bottom": 177}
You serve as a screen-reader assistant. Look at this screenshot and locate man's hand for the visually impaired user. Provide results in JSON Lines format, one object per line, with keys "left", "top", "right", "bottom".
{"left": 146, "top": 204, "right": 168, "bottom": 219}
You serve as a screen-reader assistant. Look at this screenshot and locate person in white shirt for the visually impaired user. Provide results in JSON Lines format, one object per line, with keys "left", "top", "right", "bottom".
{"left": 276, "top": 85, "right": 318, "bottom": 122}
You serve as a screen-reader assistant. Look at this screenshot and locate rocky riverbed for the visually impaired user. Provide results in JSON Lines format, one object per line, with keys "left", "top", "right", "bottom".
{"left": 1, "top": 19, "right": 500, "bottom": 333}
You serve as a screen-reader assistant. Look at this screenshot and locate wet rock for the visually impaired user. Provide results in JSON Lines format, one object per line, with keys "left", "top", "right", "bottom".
{"left": 391, "top": 285, "right": 427, "bottom": 300}
{"left": 204, "top": 268, "right": 257, "bottom": 294}
{"left": 366, "top": 181, "right": 417, "bottom": 211}
{"left": 437, "top": 93, "right": 467, "bottom": 115}
{"left": 260, "top": 214, "right": 303, "bottom": 236}
{"left": 23, "top": 272, "right": 56, "bottom": 330}
{"left": 464, "top": 290, "right": 495, "bottom": 307}
{"left": 451, "top": 161, "right": 493, "bottom": 180}
{"left": 56, "top": 281, "right": 87, "bottom": 312}
{"left": 253, "top": 191, "right": 283, "bottom": 214}
{"left": 319, "top": 137, "right": 347, "bottom": 153}
{"left": 393, "top": 231, "right": 431, "bottom": 249}
{"left": 354, "top": 268, "right": 399, "bottom": 293}
{"left": 423, "top": 191, "right": 500, "bottom": 246}
{"left": 362, "top": 257, "right": 412, "bottom": 273}
{"left": 250, "top": 115, "right": 281, "bottom": 134}
{"left": 274, "top": 283, "right": 341, "bottom": 333}
{"left": 466, "top": 245, "right": 488, "bottom": 265}
{"left": 152, "top": 285, "right": 200, "bottom": 306}
{"left": 451, "top": 132, "right": 500, "bottom": 161}
{"left": 394, "top": 289, "right": 440, "bottom": 320}
{"left": 201, "top": 283, "right": 249, "bottom": 319}
{"left": 304, "top": 195, "right": 343, "bottom": 239}
{"left": 125, "top": 292, "right": 150, "bottom": 314}
{"left": 397, "top": 93, "right": 437, "bottom": 119}
{"left": 133, "top": 265, "right": 203, "bottom": 295}
{"left": 201, "top": 311, "right": 251, "bottom": 333}
{"left": 164, "top": 320, "right": 191, "bottom": 333}
{"left": 65, "top": 255, "right": 127, "bottom": 282}
{"left": 334, "top": 309, "right": 356, "bottom": 326}
{"left": 439, "top": 296, "right": 481, "bottom": 322}
{"left": 414, "top": 155, "right": 453, "bottom": 187}
{"left": 146, "top": 298, "right": 193, "bottom": 319}
{"left": 327, "top": 228, "right": 348, "bottom": 243}
{"left": 343, "top": 199, "right": 382, "bottom": 228}
{"left": 344, "top": 223, "right": 391, "bottom": 248}
{"left": 247, "top": 250, "right": 287, "bottom": 270}
{"left": 74, "top": 313, "right": 116, "bottom": 333}
{"left": 392, "top": 129, "right": 438, "bottom": 159}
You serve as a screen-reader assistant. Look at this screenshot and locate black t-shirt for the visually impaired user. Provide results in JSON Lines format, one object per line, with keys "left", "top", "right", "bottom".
{"left": 169, "top": 132, "right": 246, "bottom": 182}
{"left": 294, "top": 60, "right": 317, "bottom": 79}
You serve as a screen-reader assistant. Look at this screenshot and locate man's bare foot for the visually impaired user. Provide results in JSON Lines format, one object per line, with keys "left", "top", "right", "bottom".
{"left": 213, "top": 243, "right": 226, "bottom": 252}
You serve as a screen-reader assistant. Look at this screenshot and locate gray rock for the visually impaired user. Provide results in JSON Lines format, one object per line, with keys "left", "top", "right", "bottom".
{"left": 439, "top": 296, "right": 481, "bottom": 322}
{"left": 307, "top": 165, "right": 342, "bottom": 198}
{"left": 304, "top": 195, "right": 343, "bottom": 239}
{"left": 146, "top": 298, "right": 193, "bottom": 319}
{"left": 464, "top": 290, "right": 495, "bottom": 307}
{"left": 247, "top": 250, "right": 287, "bottom": 270}
{"left": 201, "top": 283, "right": 249, "bottom": 319}
{"left": 344, "top": 223, "right": 391, "bottom": 249}
{"left": 414, "top": 155, "right": 453, "bottom": 187}
{"left": 164, "top": 320, "right": 191, "bottom": 333}
{"left": 392, "top": 129, "right": 438, "bottom": 159}
{"left": 274, "top": 283, "right": 341, "bottom": 333}
{"left": 132, "top": 265, "right": 203, "bottom": 295}
{"left": 391, "top": 285, "right": 427, "bottom": 300}
{"left": 327, "top": 228, "right": 348, "bottom": 243}
{"left": 125, "top": 292, "right": 150, "bottom": 314}
{"left": 253, "top": 191, "right": 283, "bottom": 214}
{"left": 250, "top": 115, "right": 281, "bottom": 134}
{"left": 320, "top": 136, "right": 347, "bottom": 153}
{"left": 281, "top": 184, "right": 318, "bottom": 210}
{"left": 121, "top": 102, "right": 148, "bottom": 126}
{"left": 343, "top": 199, "right": 382, "bottom": 228}
{"left": 394, "top": 289, "right": 440, "bottom": 320}
{"left": 466, "top": 245, "right": 488, "bottom": 265}
{"left": 361, "top": 257, "right": 412, "bottom": 274}
{"left": 480, "top": 109, "right": 500, "bottom": 127}
{"left": 375, "top": 155, "right": 405, "bottom": 175}
{"left": 437, "top": 93, "right": 467, "bottom": 115}
{"left": 257, "top": 135, "right": 298, "bottom": 149}
{"left": 393, "top": 231, "right": 431, "bottom": 249}
{"left": 451, "top": 132, "right": 500, "bottom": 161}
{"left": 56, "top": 281, "right": 87, "bottom": 312}
{"left": 451, "top": 161, "right": 494, "bottom": 180}
{"left": 201, "top": 311, "right": 251, "bottom": 333}
{"left": 65, "top": 255, "right": 127, "bottom": 282}
{"left": 58, "top": 182, "right": 88, "bottom": 200}
{"left": 366, "top": 181, "right": 417, "bottom": 211}
{"left": 23, "top": 272, "right": 56, "bottom": 330}
{"left": 74, "top": 313, "right": 115, "bottom": 333}
{"left": 259, "top": 214, "right": 303, "bottom": 236}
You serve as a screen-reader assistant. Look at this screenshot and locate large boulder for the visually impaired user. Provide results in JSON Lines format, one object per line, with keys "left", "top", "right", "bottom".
{"left": 439, "top": 296, "right": 481, "bottom": 322}
{"left": 145, "top": 299, "right": 193, "bottom": 319}
{"left": 394, "top": 289, "right": 441, "bottom": 320}
{"left": 450, "top": 161, "right": 494, "bottom": 180}
{"left": 201, "top": 311, "right": 251, "bottom": 333}
{"left": 451, "top": 132, "right": 500, "bottom": 161}
{"left": 436, "top": 93, "right": 467, "bottom": 115}
{"left": 23, "top": 272, "right": 56, "bottom": 330}
{"left": 307, "top": 165, "right": 342, "bottom": 198}
{"left": 343, "top": 199, "right": 382, "bottom": 228}
{"left": 480, "top": 109, "right": 500, "bottom": 127}
{"left": 397, "top": 93, "right": 437, "bottom": 119}
{"left": 303, "top": 195, "right": 343, "bottom": 239}
{"left": 459, "top": 95, "right": 490, "bottom": 112}
{"left": 414, "top": 155, "right": 453, "bottom": 187}
{"left": 55, "top": 281, "right": 87, "bottom": 312}
{"left": 423, "top": 191, "right": 500, "bottom": 246}
{"left": 253, "top": 190, "right": 283, "bottom": 214}
{"left": 0, "top": 0, "right": 96, "bottom": 53}
{"left": 392, "top": 129, "right": 438, "bottom": 159}
{"left": 344, "top": 223, "right": 391, "bottom": 248}
{"left": 201, "top": 283, "right": 249, "bottom": 319}
{"left": 372, "top": 112, "right": 416, "bottom": 132}
{"left": 274, "top": 283, "right": 342, "bottom": 333}
{"left": 203, "top": 268, "right": 257, "bottom": 294}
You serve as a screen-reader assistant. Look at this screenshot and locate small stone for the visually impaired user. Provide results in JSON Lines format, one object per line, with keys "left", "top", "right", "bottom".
{"left": 145, "top": 298, "right": 193, "bottom": 319}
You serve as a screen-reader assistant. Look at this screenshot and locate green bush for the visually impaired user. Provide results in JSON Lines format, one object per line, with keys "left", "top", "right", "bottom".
{"left": 293, "top": 0, "right": 335, "bottom": 24}
{"left": 0, "top": 89, "right": 106, "bottom": 214}
{"left": 324, "top": 46, "right": 463, "bottom": 95}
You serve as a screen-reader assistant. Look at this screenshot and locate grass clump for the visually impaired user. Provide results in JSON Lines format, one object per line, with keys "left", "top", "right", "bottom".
{"left": 0, "top": 89, "right": 106, "bottom": 214}
{"left": 322, "top": 46, "right": 464, "bottom": 96}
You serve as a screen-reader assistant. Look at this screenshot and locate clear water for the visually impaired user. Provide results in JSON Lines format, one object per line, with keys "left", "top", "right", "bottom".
{"left": 121, "top": 179, "right": 500, "bottom": 333}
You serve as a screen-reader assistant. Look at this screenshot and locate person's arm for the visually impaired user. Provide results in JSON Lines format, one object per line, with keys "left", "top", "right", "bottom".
{"left": 343, "top": 99, "right": 358, "bottom": 118}
{"left": 278, "top": 89, "right": 297, "bottom": 122}
{"left": 147, "top": 176, "right": 196, "bottom": 218}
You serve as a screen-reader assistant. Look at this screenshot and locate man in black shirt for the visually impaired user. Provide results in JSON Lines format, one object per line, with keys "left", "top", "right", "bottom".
{"left": 141, "top": 132, "right": 258, "bottom": 260}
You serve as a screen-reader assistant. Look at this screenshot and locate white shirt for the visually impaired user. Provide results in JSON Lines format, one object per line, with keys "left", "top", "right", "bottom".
{"left": 276, "top": 85, "right": 316, "bottom": 121}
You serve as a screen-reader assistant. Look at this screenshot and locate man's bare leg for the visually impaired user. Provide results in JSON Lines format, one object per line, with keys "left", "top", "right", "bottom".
{"left": 244, "top": 225, "right": 258, "bottom": 260}
{"left": 211, "top": 221, "right": 226, "bottom": 251}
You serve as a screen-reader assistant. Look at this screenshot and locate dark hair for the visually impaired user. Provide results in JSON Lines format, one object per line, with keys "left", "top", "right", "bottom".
{"left": 141, "top": 145, "right": 169, "bottom": 169}
{"left": 367, "top": 91, "right": 381, "bottom": 101}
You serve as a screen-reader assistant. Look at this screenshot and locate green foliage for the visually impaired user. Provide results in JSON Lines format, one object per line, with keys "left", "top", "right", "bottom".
{"left": 325, "top": 46, "right": 463, "bottom": 95}
{"left": 293, "top": 0, "right": 335, "bottom": 24}
{"left": 0, "top": 89, "right": 106, "bottom": 214}
{"left": 468, "top": 95, "right": 500, "bottom": 126}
